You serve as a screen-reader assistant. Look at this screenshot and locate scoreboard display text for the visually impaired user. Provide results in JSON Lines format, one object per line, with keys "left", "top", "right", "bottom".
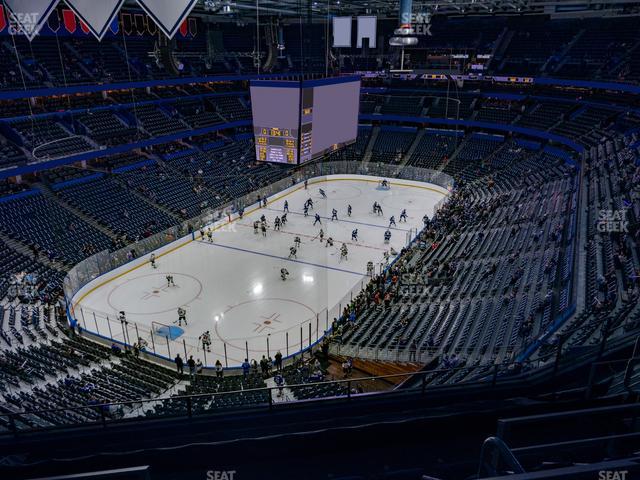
{"left": 255, "top": 127, "right": 298, "bottom": 164}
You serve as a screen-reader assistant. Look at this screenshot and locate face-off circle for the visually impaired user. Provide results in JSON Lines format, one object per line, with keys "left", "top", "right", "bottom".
{"left": 215, "top": 298, "right": 317, "bottom": 345}
{"left": 106, "top": 273, "right": 203, "bottom": 315}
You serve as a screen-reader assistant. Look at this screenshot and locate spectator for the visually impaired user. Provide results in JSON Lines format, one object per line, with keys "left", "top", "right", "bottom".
{"left": 274, "top": 351, "right": 283, "bottom": 371}
{"left": 260, "top": 355, "right": 268, "bottom": 376}
{"left": 196, "top": 358, "right": 204, "bottom": 374}
{"left": 175, "top": 354, "right": 184, "bottom": 374}
{"left": 187, "top": 356, "right": 196, "bottom": 378}
{"left": 242, "top": 358, "right": 251, "bottom": 377}
{"left": 409, "top": 339, "right": 418, "bottom": 361}
{"left": 111, "top": 343, "right": 122, "bottom": 356}
{"left": 215, "top": 359, "right": 224, "bottom": 378}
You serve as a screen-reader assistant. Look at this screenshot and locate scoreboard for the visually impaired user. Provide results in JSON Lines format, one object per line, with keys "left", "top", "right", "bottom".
{"left": 250, "top": 76, "right": 361, "bottom": 165}
{"left": 255, "top": 127, "right": 297, "bottom": 164}
{"left": 250, "top": 81, "right": 301, "bottom": 165}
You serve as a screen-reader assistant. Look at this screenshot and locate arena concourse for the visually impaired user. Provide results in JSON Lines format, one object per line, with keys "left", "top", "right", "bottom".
{"left": 0, "top": 1, "right": 639, "bottom": 479}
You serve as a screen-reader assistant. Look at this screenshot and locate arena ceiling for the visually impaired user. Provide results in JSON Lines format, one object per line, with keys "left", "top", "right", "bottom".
{"left": 186, "top": 0, "right": 640, "bottom": 18}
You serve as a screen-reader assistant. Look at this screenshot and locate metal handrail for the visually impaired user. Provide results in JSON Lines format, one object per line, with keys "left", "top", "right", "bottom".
{"left": 0, "top": 359, "right": 546, "bottom": 435}
{"left": 477, "top": 436, "right": 525, "bottom": 478}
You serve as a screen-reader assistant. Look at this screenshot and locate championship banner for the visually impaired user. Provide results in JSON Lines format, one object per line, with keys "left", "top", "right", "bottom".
{"left": 3, "top": 0, "right": 60, "bottom": 40}
{"left": 64, "top": 0, "right": 125, "bottom": 40}
{"left": 135, "top": 0, "right": 197, "bottom": 39}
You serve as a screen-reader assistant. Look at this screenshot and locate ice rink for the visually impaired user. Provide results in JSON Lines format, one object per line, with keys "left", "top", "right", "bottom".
{"left": 71, "top": 175, "right": 448, "bottom": 367}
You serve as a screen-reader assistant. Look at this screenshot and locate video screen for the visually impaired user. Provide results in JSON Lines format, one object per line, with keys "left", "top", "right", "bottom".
{"left": 250, "top": 82, "right": 300, "bottom": 165}
{"left": 250, "top": 76, "right": 361, "bottom": 164}
{"left": 308, "top": 78, "right": 361, "bottom": 161}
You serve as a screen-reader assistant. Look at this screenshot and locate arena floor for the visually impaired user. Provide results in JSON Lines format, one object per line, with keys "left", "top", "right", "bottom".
{"left": 71, "top": 175, "right": 448, "bottom": 368}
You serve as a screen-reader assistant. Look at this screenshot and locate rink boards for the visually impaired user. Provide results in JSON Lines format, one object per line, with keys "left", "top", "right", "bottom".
{"left": 70, "top": 174, "right": 448, "bottom": 368}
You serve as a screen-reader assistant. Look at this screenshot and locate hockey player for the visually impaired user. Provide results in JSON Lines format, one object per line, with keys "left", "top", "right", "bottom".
{"left": 303, "top": 204, "right": 309, "bottom": 217}
{"left": 253, "top": 220, "right": 260, "bottom": 234}
{"left": 262, "top": 197, "right": 268, "bottom": 207}
{"left": 260, "top": 214, "right": 266, "bottom": 223}
{"left": 177, "top": 307, "right": 187, "bottom": 326}
{"left": 261, "top": 223, "right": 267, "bottom": 237}
{"left": 166, "top": 275, "right": 175, "bottom": 287}
{"left": 274, "top": 216, "right": 281, "bottom": 231}
{"left": 199, "top": 331, "right": 211, "bottom": 352}
{"left": 372, "top": 201, "right": 378, "bottom": 214}
{"left": 389, "top": 216, "right": 397, "bottom": 228}
{"left": 331, "top": 208, "right": 338, "bottom": 221}
{"left": 352, "top": 229, "right": 358, "bottom": 241}
{"left": 288, "top": 246, "right": 297, "bottom": 259}
{"left": 313, "top": 213, "right": 322, "bottom": 226}
{"left": 340, "top": 244, "right": 348, "bottom": 262}
{"left": 281, "top": 213, "right": 288, "bottom": 226}
{"left": 400, "top": 209, "right": 408, "bottom": 222}
{"left": 307, "top": 198, "right": 314, "bottom": 210}
{"left": 366, "top": 261, "right": 375, "bottom": 276}
{"left": 283, "top": 200, "right": 289, "bottom": 212}
{"left": 381, "top": 179, "right": 389, "bottom": 189}
{"left": 304, "top": 179, "right": 308, "bottom": 190}
{"left": 150, "top": 253, "right": 157, "bottom": 269}
{"left": 280, "top": 268, "right": 289, "bottom": 281}
{"left": 319, "top": 229, "right": 325, "bottom": 243}
{"left": 294, "top": 236, "right": 301, "bottom": 248}
{"left": 207, "top": 228, "right": 213, "bottom": 242}
{"left": 384, "top": 229, "right": 392, "bottom": 244}
{"left": 347, "top": 204, "right": 352, "bottom": 217}
{"left": 319, "top": 188, "right": 326, "bottom": 198}
{"left": 325, "top": 237, "right": 334, "bottom": 248}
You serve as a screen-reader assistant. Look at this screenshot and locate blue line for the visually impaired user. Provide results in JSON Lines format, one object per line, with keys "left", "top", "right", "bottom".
{"left": 197, "top": 241, "right": 364, "bottom": 276}
{"left": 263, "top": 207, "right": 410, "bottom": 232}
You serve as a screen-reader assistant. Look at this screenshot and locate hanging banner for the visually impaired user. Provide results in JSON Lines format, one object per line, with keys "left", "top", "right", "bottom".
{"left": 136, "top": 0, "right": 198, "bottom": 39}
{"left": 121, "top": 12, "right": 132, "bottom": 35}
{"left": 0, "top": 6, "right": 6, "bottom": 33}
{"left": 62, "top": 8, "right": 76, "bottom": 34}
{"left": 64, "top": 0, "right": 125, "bottom": 41}
{"left": 110, "top": 16, "right": 119, "bottom": 34}
{"left": 146, "top": 17, "right": 156, "bottom": 35}
{"left": 3, "top": 0, "right": 60, "bottom": 41}
{"left": 134, "top": 13, "right": 145, "bottom": 35}
{"left": 47, "top": 9, "right": 60, "bottom": 32}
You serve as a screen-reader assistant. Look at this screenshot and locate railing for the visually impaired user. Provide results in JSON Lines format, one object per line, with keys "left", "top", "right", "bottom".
{"left": 0, "top": 356, "right": 557, "bottom": 438}
{"left": 2, "top": 320, "right": 635, "bottom": 438}
{"left": 63, "top": 161, "right": 455, "bottom": 369}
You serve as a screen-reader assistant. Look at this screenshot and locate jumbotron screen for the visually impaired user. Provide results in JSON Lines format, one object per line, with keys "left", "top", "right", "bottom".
{"left": 250, "top": 76, "right": 361, "bottom": 164}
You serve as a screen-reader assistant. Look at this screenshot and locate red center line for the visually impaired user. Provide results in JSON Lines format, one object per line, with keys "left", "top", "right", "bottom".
{"left": 230, "top": 221, "right": 388, "bottom": 252}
